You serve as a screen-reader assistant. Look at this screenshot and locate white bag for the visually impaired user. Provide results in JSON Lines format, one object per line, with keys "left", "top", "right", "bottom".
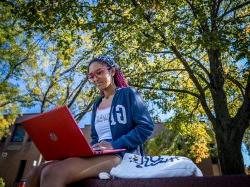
{"left": 110, "top": 153, "right": 203, "bottom": 178}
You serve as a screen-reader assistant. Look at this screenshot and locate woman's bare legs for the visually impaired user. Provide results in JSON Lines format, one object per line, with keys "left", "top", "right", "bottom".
{"left": 35, "top": 155, "right": 121, "bottom": 187}
{"left": 25, "top": 161, "right": 56, "bottom": 187}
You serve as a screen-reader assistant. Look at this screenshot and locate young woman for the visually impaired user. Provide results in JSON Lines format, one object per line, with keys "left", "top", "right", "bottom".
{"left": 25, "top": 56, "right": 154, "bottom": 187}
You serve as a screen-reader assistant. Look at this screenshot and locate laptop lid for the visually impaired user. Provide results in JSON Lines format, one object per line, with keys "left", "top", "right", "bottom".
{"left": 20, "top": 106, "right": 125, "bottom": 160}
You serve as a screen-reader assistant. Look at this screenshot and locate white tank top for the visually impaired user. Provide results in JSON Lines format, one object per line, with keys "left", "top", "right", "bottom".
{"left": 95, "top": 107, "right": 112, "bottom": 142}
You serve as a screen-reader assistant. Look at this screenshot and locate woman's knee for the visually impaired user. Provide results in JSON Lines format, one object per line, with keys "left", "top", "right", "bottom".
{"left": 109, "top": 155, "right": 122, "bottom": 166}
{"left": 40, "top": 162, "right": 63, "bottom": 184}
{"left": 25, "top": 163, "right": 47, "bottom": 187}
{"left": 40, "top": 158, "right": 78, "bottom": 185}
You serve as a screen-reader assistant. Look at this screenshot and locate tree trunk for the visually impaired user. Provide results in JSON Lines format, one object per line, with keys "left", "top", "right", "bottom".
{"left": 215, "top": 123, "right": 246, "bottom": 175}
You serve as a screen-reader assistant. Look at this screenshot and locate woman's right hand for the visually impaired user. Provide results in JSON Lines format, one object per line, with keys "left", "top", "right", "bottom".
{"left": 92, "top": 141, "right": 113, "bottom": 150}
{"left": 92, "top": 144, "right": 101, "bottom": 150}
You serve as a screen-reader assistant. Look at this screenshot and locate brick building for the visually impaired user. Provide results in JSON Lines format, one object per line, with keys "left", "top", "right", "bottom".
{"left": 0, "top": 114, "right": 40, "bottom": 187}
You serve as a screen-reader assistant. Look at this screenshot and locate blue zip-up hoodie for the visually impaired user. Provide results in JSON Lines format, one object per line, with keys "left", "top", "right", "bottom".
{"left": 90, "top": 87, "right": 154, "bottom": 156}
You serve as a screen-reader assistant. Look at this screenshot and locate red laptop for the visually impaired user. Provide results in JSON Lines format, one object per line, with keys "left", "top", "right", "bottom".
{"left": 20, "top": 105, "right": 126, "bottom": 160}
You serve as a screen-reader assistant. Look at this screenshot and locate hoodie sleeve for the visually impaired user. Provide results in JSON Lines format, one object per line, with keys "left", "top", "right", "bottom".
{"left": 111, "top": 88, "right": 154, "bottom": 150}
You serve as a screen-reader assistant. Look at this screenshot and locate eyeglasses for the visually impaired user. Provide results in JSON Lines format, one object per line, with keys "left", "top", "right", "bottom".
{"left": 87, "top": 67, "right": 111, "bottom": 81}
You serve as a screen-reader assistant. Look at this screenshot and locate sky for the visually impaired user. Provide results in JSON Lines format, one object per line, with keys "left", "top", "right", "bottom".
{"left": 242, "top": 144, "right": 250, "bottom": 167}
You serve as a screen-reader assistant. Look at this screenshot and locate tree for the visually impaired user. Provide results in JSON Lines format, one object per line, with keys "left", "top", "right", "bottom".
{"left": 13, "top": 0, "right": 102, "bottom": 118}
{"left": 0, "top": 0, "right": 102, "bottom": 122}
{"left": 0, "top": 1, "right": 35, "bottom": 138}
{"left": 85, "top": 0, "right": 250, "bottom": 174}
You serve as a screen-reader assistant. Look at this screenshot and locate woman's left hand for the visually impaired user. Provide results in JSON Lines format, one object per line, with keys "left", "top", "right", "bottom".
{"left": 95, "top": 141, "right": 114, "bottom": 150}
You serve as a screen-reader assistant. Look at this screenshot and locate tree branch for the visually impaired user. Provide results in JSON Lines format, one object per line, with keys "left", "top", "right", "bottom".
{"left": 189, "top": 98, "right": 200, "bottom": 119}
{"left": 3, "top": 57, "right": 28, "bottom": 82}
{"left": 234, "top": 73, "right": 250, "bottom": 130}
{"left": 74, "top": 100, "right": 95, "bottom": 122}
{"left": 59, "top": 55, "right": 86, "bottom": 77}
{"left": 219, "top": 1, "right": 250, "bottom": 19}
{"left": 215, "top": 0, "right": 223, "bottom": 17}
{"left": 225, "top": 74, "right": 245, "bottom": 96}
{"left": 40, "top": 60, "right": 62, "bottom": 113}
{"left": 195, "top": 71, "right": 211, "bottom": 89}
{"left": 184, "top": 0, "right": 209, "bottom": 33}
{"left": 170, "top": 46, "right": 215, "bottom": 123}
{"left": 189, "top": 56, "right": 211, "bottom": 78}
{"left": 131, "top": 84, "right": 201, "bottom": 99}
{"left": 40, "top": 82, "right": 53, "bottom": 113}
{"left": 145, "top": 68, "right": 185, "bottom": 74}
{"left": 68, "top": 77, "right": 88, "bottom": 108}
{"left": 62, "top": 83, "right": 71, "bottom": 105}
{"left": 141, "top": 50, "right": 172, "bottom": 54}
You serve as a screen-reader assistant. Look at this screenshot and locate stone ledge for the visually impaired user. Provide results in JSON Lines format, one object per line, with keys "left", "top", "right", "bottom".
{"left": 67, "top": 175, "right": 250, "bottom": 187}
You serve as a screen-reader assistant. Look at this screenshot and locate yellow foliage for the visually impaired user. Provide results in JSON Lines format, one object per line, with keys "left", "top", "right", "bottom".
{"left": 146, "top": 119, "right": 212, "bottom": 164}
{"left": 32, "top": 87, "right": 41, "bottom": 95}
{"left": 0, "top": 105, "right": 20, "bottom": 139}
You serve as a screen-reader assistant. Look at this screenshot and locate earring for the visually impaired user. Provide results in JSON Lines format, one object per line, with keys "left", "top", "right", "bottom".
{"left": 111, "top": 76, "right": 115, "bottom": 85}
